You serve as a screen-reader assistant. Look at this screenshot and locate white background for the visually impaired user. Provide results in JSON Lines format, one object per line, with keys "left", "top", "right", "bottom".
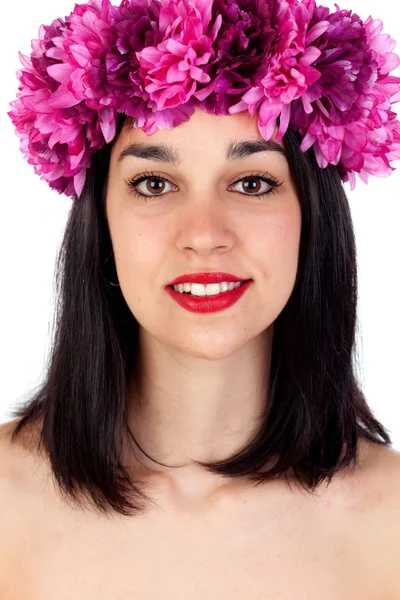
{"left": 0, "top": 0, "right": 399, "bottom": 449}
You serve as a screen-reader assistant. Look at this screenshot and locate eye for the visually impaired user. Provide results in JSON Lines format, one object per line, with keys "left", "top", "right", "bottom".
{"left": 124, "top": 171, "right": 177, "bottom": 200}
{"left": 124, "top": 170, "right": 283, "bottom": 201}
{"left": 229, "top": 172, "right": 283, "bottom": 198}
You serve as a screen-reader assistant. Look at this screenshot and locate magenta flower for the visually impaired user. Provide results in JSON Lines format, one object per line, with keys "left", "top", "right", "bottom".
{"left": 46, "top": 0, "right": 117, "bottom": 135}
{"left": 105, "top": 0, "right": 205, "bottom": 134}
{"left": 195, "top": 0, "right": 279, "bottom": 116}
{"left": 8, "top": 0, "right": 117, "bottom": 197}
{"left": 230, "top": 0, "right": 400, "bottom": 188}
{"left": 135, "top": 0, "right": 223, "bottom": 111}
{"left": 8, "top": 18, "right": 94, "bottom": 197}
{"left": 7, "top": 0, "right": 400, "bottom": 197}
{"left": 105, "top": 0, "right": 165, "bottom": 128}
{"left": 289, "top": 6, "right": 400, "bottom": 187}
{"left": 229, "top": 0, "right": 329, "bottom": 140}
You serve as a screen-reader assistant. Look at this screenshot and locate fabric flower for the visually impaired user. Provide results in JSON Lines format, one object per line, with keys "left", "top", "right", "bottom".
{"left": 45, "top": 0, "right": 117, "bottom": 135}
{"left": 8, "top": 0, "right": 117, "bottom": 198}
{"left": 229, "top": 0, "right": 400, "bottom": 188}
{"left": 9, "top": 18, "right": 93, "bottom": 197}
{"left": 291, "top": 6, "right": 400, "bottom": 187}
{"left": 134, "top": 0, "right": 223, "bottom": 111}
{"left": 229, "top": 0, "right": 329, "bottom": 140}
{"left": 196, "top": 0, "right": 279, "bottom": 116}
{"left": 105, "top": 0, "right": 161, "bottom": 119}
{"left": 7, "top": 0, "right": 400, "bottom": 198}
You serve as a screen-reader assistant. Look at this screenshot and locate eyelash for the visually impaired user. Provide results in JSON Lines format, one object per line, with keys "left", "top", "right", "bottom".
{"left": 124, "top": 169, "right": 283, "bottom": 201}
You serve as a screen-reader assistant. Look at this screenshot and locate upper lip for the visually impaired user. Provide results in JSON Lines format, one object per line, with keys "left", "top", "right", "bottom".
{"left": 168, "top": 272, "right": 251, "bottom": 286}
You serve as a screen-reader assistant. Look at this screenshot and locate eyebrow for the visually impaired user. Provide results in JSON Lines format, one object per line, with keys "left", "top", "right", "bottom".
{"left": 117, "top": 139, "right": 286, "bottom": 165}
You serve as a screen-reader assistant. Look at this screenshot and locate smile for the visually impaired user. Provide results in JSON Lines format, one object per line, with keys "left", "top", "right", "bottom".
{"left": 166, "top": 280, "right": 252, "bottom": 313}
{"left": 172, "top": 281, "right": 246, "bottom": 296}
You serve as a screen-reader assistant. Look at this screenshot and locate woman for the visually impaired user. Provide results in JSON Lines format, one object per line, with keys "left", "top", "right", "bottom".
{"left": 1, "top": 0, "right": 400, "bottom": 596}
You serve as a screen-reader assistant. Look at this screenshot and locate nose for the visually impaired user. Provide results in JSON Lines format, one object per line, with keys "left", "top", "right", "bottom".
{"left": 174, "top": 193, "right": 236, "bottom": 256}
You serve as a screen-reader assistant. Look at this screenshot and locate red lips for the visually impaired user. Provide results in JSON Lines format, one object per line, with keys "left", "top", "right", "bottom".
{"left": 166, "top": 279, "right": 252, "bottom": 313}
{"left": 168, "top": 272, "right": 250, "bottom": 286}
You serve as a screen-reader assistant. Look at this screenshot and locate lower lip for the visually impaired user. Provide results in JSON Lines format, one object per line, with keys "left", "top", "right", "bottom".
{"left": 166, "top": 281, "right": 252, "bottom": 313}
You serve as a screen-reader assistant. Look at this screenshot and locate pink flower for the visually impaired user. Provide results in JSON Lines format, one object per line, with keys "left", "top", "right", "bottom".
{"left": 7, "top": 0, "right": 400, "bottom": 196}
{"left": 292, "top": 8, "right": 400, "bottom": 187}
{"left": 8, "top": 19, "right": 94, "bottom": 197}
{"left": 196, "top": 0, "right": 279, "bottom": 116}
{"left": 135, "top": 0, "right": 223, "bottom": 110}
{"left": 229, "top": 0, "right": 328, "bottom": 140}
{"left": 229, "top": 0, "right": 400, "bottom": 189}
{"left": 8, "top": 1, "right": 118, "bottom": 197}
{"left": 46, "top": 0, "right": 117, "bottom": 139}
{"left": 105, "top": 0, "right": 164, "bottom": 128}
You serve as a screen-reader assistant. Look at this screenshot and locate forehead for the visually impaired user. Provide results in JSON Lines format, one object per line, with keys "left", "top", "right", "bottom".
{"left": 112, "top": 107, "right": 286, "bottom": 166}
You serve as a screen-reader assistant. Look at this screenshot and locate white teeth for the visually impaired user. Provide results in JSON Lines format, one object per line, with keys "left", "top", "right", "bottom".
{"left": 173, "top": 281, "right": 243, "bottom": 296}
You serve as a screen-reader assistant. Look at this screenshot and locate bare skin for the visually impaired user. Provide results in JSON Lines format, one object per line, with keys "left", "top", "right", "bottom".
{"left": 1, "top": 108, "right": 398, "bottom": 598}
{"left": 105, "top": 106, "right": 301, "bottom": 498}
{"left": 0, "top": 418, "right": 400, "bottom": 600}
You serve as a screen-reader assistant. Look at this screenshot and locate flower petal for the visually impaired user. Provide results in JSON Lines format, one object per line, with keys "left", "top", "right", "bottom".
{"left": 47, "top": 63, "right": 72, "bottom": 84}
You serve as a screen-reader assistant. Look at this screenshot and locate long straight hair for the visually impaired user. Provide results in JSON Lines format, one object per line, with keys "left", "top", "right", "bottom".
{"left": 9, "top": 113, "right": 392, "bottom": 518}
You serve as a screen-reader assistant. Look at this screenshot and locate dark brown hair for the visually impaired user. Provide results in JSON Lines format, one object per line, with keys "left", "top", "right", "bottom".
{"left": 9, "top": 113, "right": 392, "bottom": 518}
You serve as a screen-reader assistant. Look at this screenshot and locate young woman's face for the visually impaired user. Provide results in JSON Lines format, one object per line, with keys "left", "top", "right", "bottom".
{"left": 105, "top": 107, "right": 302, "bottom": 360}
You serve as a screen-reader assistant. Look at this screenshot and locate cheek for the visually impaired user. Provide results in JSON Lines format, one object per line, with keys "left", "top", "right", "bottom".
{"left": 110, "top": 215, "right": 167, "bottom": 287}
{"left": 251, "top": 202, "right": 301, "bottom": 255}
{"left": 249, "top": 204, "right": 301, "bottom": 293}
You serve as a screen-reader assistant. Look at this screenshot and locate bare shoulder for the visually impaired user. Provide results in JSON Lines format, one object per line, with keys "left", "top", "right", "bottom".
{"left": 0, "top": 418, "right": 50, "bottom": 558}
{"left": 359, "top": 438, "right": 400, "bottom": 507}
{"left": 349, "top": 439, "right": 400, "bottom": 598}
{"left": 0, "top": 417, "right": 43, "bottom": 481}
{"left": 372, "top": 442, "right": 400, "bottom": 595}
{"left": 354, "top": 438, "right": 400, "bottom": 522}
{"left": 0, "top": 420, "right": 26, "bottom": 580}
{"left": 0, "top": 418, "right": 36, "bottom": 515}
{"left": 0, "top": 418, "right": 28, "bottom": 500}
{"left": 0, "top": 416, "right": 49, "bottom": 494}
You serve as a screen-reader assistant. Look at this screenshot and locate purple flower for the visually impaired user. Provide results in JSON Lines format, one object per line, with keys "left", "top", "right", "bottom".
{"left": 134, "top": 0, "right": 223, "bottom": 110}
{"left": 292, "top": 8, "right": 400, "bottom": 187}
{"left": 8, "top": 0, "right": 118, "bottom": 197}
{"left": 196, "top": 0, "right": 279, "bottom": 116}
{"left": 105, "top": 0, "right": 162, "bottom": 124}
{"left": 7, "top": 0, "right": 400, "bottom": 197}
{"left": 229, "top": 0, "right": 329, "bottom": 140}
{"left": 46, "top": 0, "right": 117, "bottom": 131}
{"left": 8, "top": 17, "right": 93, "bottom": 197}
{"left": 230, "top": 0, "right": 400, "bottom": 188}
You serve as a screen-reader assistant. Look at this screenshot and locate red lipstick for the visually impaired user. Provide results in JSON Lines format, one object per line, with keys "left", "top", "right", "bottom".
{"left": 168, "top": 272, "right": 249, "bottom": 286}
{"left": 166, "top": 272, "right": 252, "bottom": 314}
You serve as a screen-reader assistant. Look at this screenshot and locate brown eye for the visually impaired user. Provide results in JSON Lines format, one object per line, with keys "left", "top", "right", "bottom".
{"left": 124, "top": 173, "right": 177, "bottom": 200}
{"left": 241, "top": 177, "right": 263, "bottom": 193}
{"left": 229, "top": 173, "right": 283, "bottom": 198}
{"left": 125, "top": 171, "right": 283, "bottom": 201}
{"left": 144, "top": 177, "right": 166, "bottom": 194}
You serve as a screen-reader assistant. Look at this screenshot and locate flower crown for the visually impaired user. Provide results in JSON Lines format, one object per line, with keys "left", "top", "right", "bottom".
{"left": 8, "top": 0, "right": 400, "bottom": 199}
